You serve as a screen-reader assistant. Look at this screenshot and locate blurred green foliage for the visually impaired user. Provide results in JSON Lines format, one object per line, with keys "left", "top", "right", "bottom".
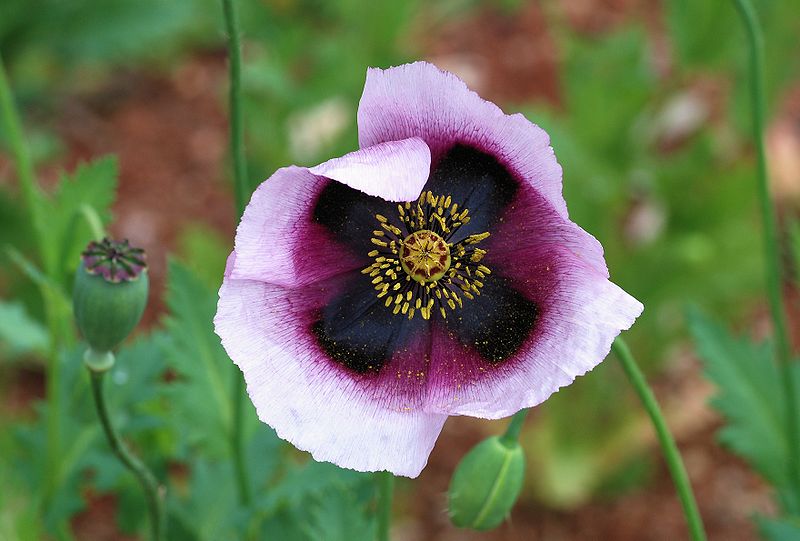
{"left": 667, "top": 0, "right": 800, "bottom": 127}
{"left": 690, "top": 309, "right": 800, "bottom": 536}
{"left": 2, "top": 245, "right": 377, "bottom": 539}
{"left": 1, "top": 0, "right": 799, "bottom": 537}
{"left": 0, "top": 300, "right": 47, "bottom": 359}
{"left": 689, "top": 310, "right": 800, "bottom": 509}
{"left": 759, "top": 516, "right": 800, "bottom": 541}
{"left": 0, "top": 0, "right": 216, "bottom": 100}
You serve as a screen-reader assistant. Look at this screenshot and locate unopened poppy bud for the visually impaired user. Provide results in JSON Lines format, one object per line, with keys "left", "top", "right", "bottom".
{"left": 73, "top": 238, "right": 148, "bottom": 357}
{"left": 447, "top": 435, "right": 526, "bottom": 531}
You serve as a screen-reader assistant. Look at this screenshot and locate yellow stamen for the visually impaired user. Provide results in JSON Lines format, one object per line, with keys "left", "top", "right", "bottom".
{"left": 365, "top": 195, "right": 492, "bottom": 320}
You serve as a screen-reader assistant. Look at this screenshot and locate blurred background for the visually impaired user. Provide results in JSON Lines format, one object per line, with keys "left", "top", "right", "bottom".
{"left": 1, "top": 0, "right": 799, "bottom": 539}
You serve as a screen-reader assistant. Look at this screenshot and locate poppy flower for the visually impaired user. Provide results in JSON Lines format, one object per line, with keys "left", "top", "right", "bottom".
{"left": 215, "top": 62, "right": 643, "bottom": 477}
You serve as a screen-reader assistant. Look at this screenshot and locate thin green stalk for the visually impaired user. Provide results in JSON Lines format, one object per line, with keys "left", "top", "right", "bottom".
{"left": 0, "top": 53, "right": 47, "bottom": 262}
{"left": 42, "top": 292, "right": 64, "bottom": 502}
{"left": 222, "top": 0, "right": 249, "bottom": 217}
{"left": 376, "top": 471, "right": 395, "bottom": 541}
{"left": 57, "top": 204, "right": 106, "bottom": 279}
{"left": 221, "top": 0, "right": 252, "bottom": 507}
{"left": 89, "top": 367, "right": 165, "bottom": 541}
{"left": 79, "top": 204, "right": 106, "bottom": 241}
{"left": 730, "top": 0, "right": 800, "bottom": 500}
{"left": 231, "top": 374, "right": 251, "bottom": 506}
{"left": 0, "top": 51, "right": 65, "bottom": 510}
{"left": 612, "top": 337, "right": 706, "bottom": 541}
{"left": 500, "top": 408, "right": 529, "bottom": 445}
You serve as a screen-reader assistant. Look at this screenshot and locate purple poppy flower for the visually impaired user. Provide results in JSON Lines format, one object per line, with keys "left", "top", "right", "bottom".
{"left": 215, "top": 62, "right": 643, "bottom": 477}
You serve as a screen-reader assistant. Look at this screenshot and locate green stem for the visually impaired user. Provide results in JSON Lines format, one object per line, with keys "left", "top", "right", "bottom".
{"left": 730, "top": 0, "right": 800, "bottom": 500}
{"left": 79, "top": 204, "right": 106, "bottom": 241}
{"left": 0, "top": 52, "right": 47, "bottom": 263}
{"left": 500, "top": 408, "right": 529, "bottom": 446}
{"left": 612, "top": 337, "right": 706, "bottom": 541}
{"left": 221, "top": 0, "right": 252, "bottom": 508}
{"left": 231, "top": 374, "right": 251, "bottom": 506}
{"left": 376, "top": 471, "right": 394, "bottom": 541}
{"left": 88, "top": 363, "right": 165, "bottom": 541}
{"left": 42, "top": 291, "right": 63, "bottom": 502}
{"left": 57, "top": 204, "right": 106, "bottom": 280}
{"left": 222, "top": 0, "right": 249, "bottom": 218}
{"left": 0, "top": 51, "right": 66, "bottom": 512}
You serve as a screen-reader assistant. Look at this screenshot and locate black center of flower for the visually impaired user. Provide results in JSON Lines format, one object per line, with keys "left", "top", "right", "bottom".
{"left": 311, "top": 144, "right": 541, "bottom": 375}
{"left": 361, "top": 191, "right": 492, "bottom": 320}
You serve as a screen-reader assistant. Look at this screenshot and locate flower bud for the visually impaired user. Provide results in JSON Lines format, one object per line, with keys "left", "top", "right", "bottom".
{"left": 447, "top": 435, "right": 526, "bottom": 531}
{"left": 73, "top": 238, "right": 148, "bottom": 355}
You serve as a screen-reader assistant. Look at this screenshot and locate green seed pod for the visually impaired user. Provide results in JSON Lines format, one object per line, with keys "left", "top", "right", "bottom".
{"left": 73, "top": 238, "right": 149, "bottom": 354}
{"left": 447, "top": 435, "right": 526, "bottom": 531}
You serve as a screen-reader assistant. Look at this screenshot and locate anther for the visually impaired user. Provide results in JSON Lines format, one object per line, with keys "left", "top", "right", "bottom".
{"left": 366, "top": 194, "right": 492, "bottom": 320}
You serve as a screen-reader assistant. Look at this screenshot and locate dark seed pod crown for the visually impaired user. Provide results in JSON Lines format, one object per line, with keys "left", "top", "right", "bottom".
{"left": 82, "top": 238, "right": 147, "bottom": 283}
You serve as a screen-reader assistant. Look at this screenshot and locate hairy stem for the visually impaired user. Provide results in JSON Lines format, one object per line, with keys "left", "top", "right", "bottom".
{"left": 376, "top": 471, "right": 395, "bottom": 541}
{"left": 730, "top": 0, "right": 800, "bottom": 501}
{"left": 89, "top": 366, "right": 165, "bottom": 541}
{"left": 612, "top": 337, "right": 707, "bottom": 541}
{"left": 221, "top": 0, "right": 252, "bottom": 507}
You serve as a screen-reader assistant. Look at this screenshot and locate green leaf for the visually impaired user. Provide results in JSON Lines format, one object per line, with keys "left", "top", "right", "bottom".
{"left": 176, "top": 224, "right": 229, "bottom": 292}
{"left": 254, "top": 463, "right": 374, "bottom": 541}
{"left": 11, "top": 347, "right": 96, "bottom": 531}
{"left": 666, "top": 0, "right": 737, "bottom": 69}
{"left": 40, "top": 157, "right": 117, "bottom": 281}
{"left": 169, "top": 459, "right": 241, "bottom": 541}
{"left": 1, "top": 0, "right": 213, "bottom": 67}
{"left": 301, "top": 484, "right": 376, "bottom": 541}
{"left": 6, "top": 332, "right": 168, "bottom": 537}
{"left": 0, "top": 300, "right": 47, "bottom": 359}
{"left": 0, "top": 474, "right": 43, "bottom": 541}
{"left": 4, "top": 246, "right": 56, "bottom": 291}
{"left": 257, "top": 461, "right": 366, "bottom": 516}
{"left": 562, "top": 29, "right": 656, "bottom": 167}
{"left": 168, "top": 430, "right": 281, "bottom": 541}
{"left": 0, "top": 416, "right": 45, "bottom": 541}
{"left": 0, "top": 187, "right": 30, "bottom": 250}
{"left": 162, "top": 261, "right": 234, "bottom": 457}
{"left": 758, "top": 515, "right": 800, "bottom": 541}
{"left": 688, "top": 308, "right": 800, "bottom": 504}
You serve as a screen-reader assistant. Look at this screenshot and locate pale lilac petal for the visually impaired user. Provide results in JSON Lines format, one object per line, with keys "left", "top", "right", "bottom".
{"left": 215, "top": 276, "right": 447, "bottom": 477}
{"left": 226, "top": 166, "right": 359, "bottom": 286}
{"left": 309, "top": 137, "right": 431, "bottom": 201}
{"left": 229, "top": 137, "right": 431, "bottom": 286}
{"left": 224, "top": 250, "right": 236, "bottom": 277}
{"left": 357, "top": 61, "right": 568, "bottom": 218}
{"left": 418, "top": 182, "right": 637, "bottom": 418}
{"left": 425, "top": 246, "right": 642, "bottom": 418}
{"left": 488, "top": 181, "right": 609, "bottom": 277}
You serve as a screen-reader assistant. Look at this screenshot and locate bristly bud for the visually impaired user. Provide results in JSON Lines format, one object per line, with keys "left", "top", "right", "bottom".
{"left": 447, "top": 435, "right": 526, "bottom": 531}
{"left": 73, "top": 238, "right": 149, "bottom": 355}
